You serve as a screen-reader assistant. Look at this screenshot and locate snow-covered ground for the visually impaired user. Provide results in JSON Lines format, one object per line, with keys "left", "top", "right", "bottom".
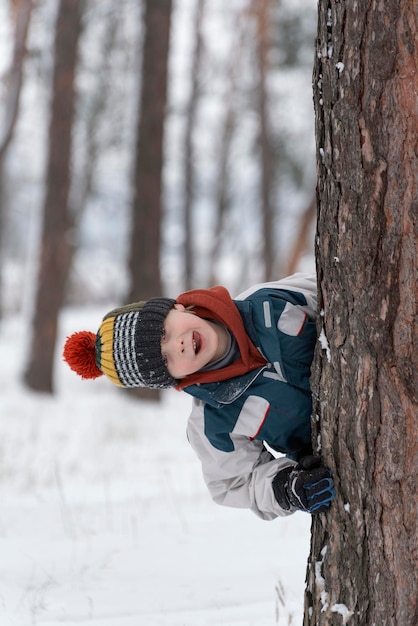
{"left": 0, "top": 308, "right": 311, "bottom": 626}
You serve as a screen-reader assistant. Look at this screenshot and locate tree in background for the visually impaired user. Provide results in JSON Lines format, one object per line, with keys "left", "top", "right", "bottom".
{"left": 207, "top": 8, "right": 246, "bottom": 287}
{"left": 305, "top": 1, "right": 418, "bottom": 623}
{"left": 0, "top": 0, "right": 33, "bottom": 319}
{"left": 24, "top": 0, "right": 82, "bottom": 393}
{"left": 64, "top": 6, "right": 122, "bottom": 303}
{"left": 0, "top": 0, "right": 32, "bottom": 177}
{"left": 127, "top": 0, "right": 172, "bottom": 401}
{"left": 182, "top": 0, "right": 205, "bottom": 291}
{"left": 253, "top": 0, "right": 275, "bottom": 281}
{"left": 127, "top": 0, "right": 172, "bottom": 303}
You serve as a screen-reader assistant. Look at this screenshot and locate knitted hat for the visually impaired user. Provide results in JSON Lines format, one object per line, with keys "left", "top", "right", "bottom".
{"left": 63, "top": 298, "right": 177, "bottom": 389}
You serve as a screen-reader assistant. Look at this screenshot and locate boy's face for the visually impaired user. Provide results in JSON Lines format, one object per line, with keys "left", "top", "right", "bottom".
{"left": 161, "top": 304, "right": 227, "bottom": 379}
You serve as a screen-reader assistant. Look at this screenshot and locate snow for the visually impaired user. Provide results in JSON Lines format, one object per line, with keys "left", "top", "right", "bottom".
{"left": 331, "top": 603, "right": 354, "bottom": 624}
{"left": 0, "top": 309, "right": 311, "bottom": 626}
{"left": 314, "top": 546, "right": 329, "bottom": 613}
{"left": 318, "top": 328, "right": 331, "bottom": 363}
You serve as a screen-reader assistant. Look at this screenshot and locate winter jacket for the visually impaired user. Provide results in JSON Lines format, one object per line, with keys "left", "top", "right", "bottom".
{"left": 184, "top": 273, "right": 318, "bottom": 520}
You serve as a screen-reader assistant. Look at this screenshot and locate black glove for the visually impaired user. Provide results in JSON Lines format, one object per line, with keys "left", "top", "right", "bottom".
{"left": 272, "top": 456, "right": 335, "bottom": 514}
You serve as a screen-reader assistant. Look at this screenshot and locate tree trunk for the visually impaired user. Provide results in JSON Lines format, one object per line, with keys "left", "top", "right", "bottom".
{"left": 253, "top": 0, "right": 275, "bottom": 282}
{"left": 24, "top": 0, "right": 81, "bottom": 393}
{"left": 0, "top": 0, "right": 32, "bottom": 164}
{"left": 128, "top": 0, "right": 172, "bottom": 302}
{"left": 305, "top": 2, "right": 418, "bottom": 625}
{"left": 182, "top": 0, "right": 205, "bottom": 291}
{"left": 208, "top": 7, "right": 248, "bottom": 288}
{"left": 0, "top": 0, "right": 33, "bottom": 319}
{"left": 207, "top": 99, "right": 234, "bottom": 287}
{"left": 127, "top": 0, "right": 172, "bottom": 401}
{"left": 65, "top": 8, "right": 120, "bottom": 303}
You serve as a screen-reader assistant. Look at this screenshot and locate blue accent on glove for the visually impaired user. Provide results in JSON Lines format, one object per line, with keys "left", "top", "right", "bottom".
{"left": 272, "top": 456, "right": 335, "bottom": 514}
{"left": 305, "top": 477, "right": 336, "bottom": 512}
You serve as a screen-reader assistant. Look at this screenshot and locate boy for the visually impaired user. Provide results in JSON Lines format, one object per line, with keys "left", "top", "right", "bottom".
{"left": 64, "top": 273, "right": 335, "bottom": 520}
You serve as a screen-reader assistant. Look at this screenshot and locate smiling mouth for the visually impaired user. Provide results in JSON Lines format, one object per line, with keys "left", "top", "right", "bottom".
{"left": 192, "top": 331, "right": 202, "bottom": 355}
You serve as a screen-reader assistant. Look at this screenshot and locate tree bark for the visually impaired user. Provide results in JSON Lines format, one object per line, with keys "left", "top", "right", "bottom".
{"left": 24, "top": 0, "right": 81, "bottom": 393}
{"left": 305, "top": 2, "right": 418, "bottom": 625}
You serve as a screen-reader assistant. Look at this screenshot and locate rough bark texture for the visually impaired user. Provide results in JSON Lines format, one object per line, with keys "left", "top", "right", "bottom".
{"left": 24, "top": 0, "right": 81, "bottom": 393}
{"left": 305, "top": 2, "right": 418, "bottom": 625}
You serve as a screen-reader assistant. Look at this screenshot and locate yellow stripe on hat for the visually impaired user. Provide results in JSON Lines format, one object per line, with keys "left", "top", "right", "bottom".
{"left": 98, "top": 316, "right": 123, "bottom": 386}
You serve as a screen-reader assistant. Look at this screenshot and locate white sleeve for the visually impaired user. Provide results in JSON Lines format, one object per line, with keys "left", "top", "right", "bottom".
{"left": 186, "top": 398, "right": 297, "bottom": 520}
{"left": 235, "top": 273, "right": 318, "bottom": 319}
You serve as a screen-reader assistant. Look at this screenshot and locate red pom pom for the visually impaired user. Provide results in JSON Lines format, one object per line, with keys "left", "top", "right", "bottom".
{"left": 63, "top": 331, "right": 103, "bottom": 379}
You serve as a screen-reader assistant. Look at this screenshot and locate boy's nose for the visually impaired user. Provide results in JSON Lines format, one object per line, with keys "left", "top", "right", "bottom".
{"left": 165, "top": 335, "right": 185, "bottom": 355}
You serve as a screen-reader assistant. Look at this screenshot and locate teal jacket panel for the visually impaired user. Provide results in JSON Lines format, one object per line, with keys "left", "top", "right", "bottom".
{"left": 184, "top": 286, "right": 316, "bottom": 461}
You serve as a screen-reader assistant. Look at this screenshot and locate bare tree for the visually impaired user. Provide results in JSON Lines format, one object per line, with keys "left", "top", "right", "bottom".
{"left": 182, "top": 0, "right": 206, "bottom": 291}
{"left": 207, "top": 99, "right": 235, "bottom": 287}
{"left": 65, "top": 8, "right": 121, "bottom": 300}
{"left": 0, "top": 0, "right": 32, "bottom": 167}
{"left": 0, "top": 0, "right": 33, "bottom": 318}
{"left": 305, "top": 1, "right": 418, "bottom": 624}
{"left": 253, "top": 0, "right": 275, "bottom": 281}
{"left": 24, "top": 0, "right": 82, "bottom": 393}
{"left": 127, "top": 0, "right": 172, "bottom": 401}
{"left": 208, "top": 4, "right": 259, "bottom": 289}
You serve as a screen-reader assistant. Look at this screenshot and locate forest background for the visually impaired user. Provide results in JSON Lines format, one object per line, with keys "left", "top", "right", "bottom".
{"left": 1, "top": 0, "right": 317, "bottom": 392}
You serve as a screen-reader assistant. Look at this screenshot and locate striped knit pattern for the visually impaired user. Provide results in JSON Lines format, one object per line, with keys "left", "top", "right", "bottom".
{"left": 113, "top": 311, "right": 142, "bottom": 387}
{"left": 96, "top": 298, "right": 177, "bottom": 389}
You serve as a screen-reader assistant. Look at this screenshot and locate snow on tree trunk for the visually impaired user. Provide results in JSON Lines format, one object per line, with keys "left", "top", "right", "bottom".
{"left": 305, "top": 2, "right": 418, "bottom": 625}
